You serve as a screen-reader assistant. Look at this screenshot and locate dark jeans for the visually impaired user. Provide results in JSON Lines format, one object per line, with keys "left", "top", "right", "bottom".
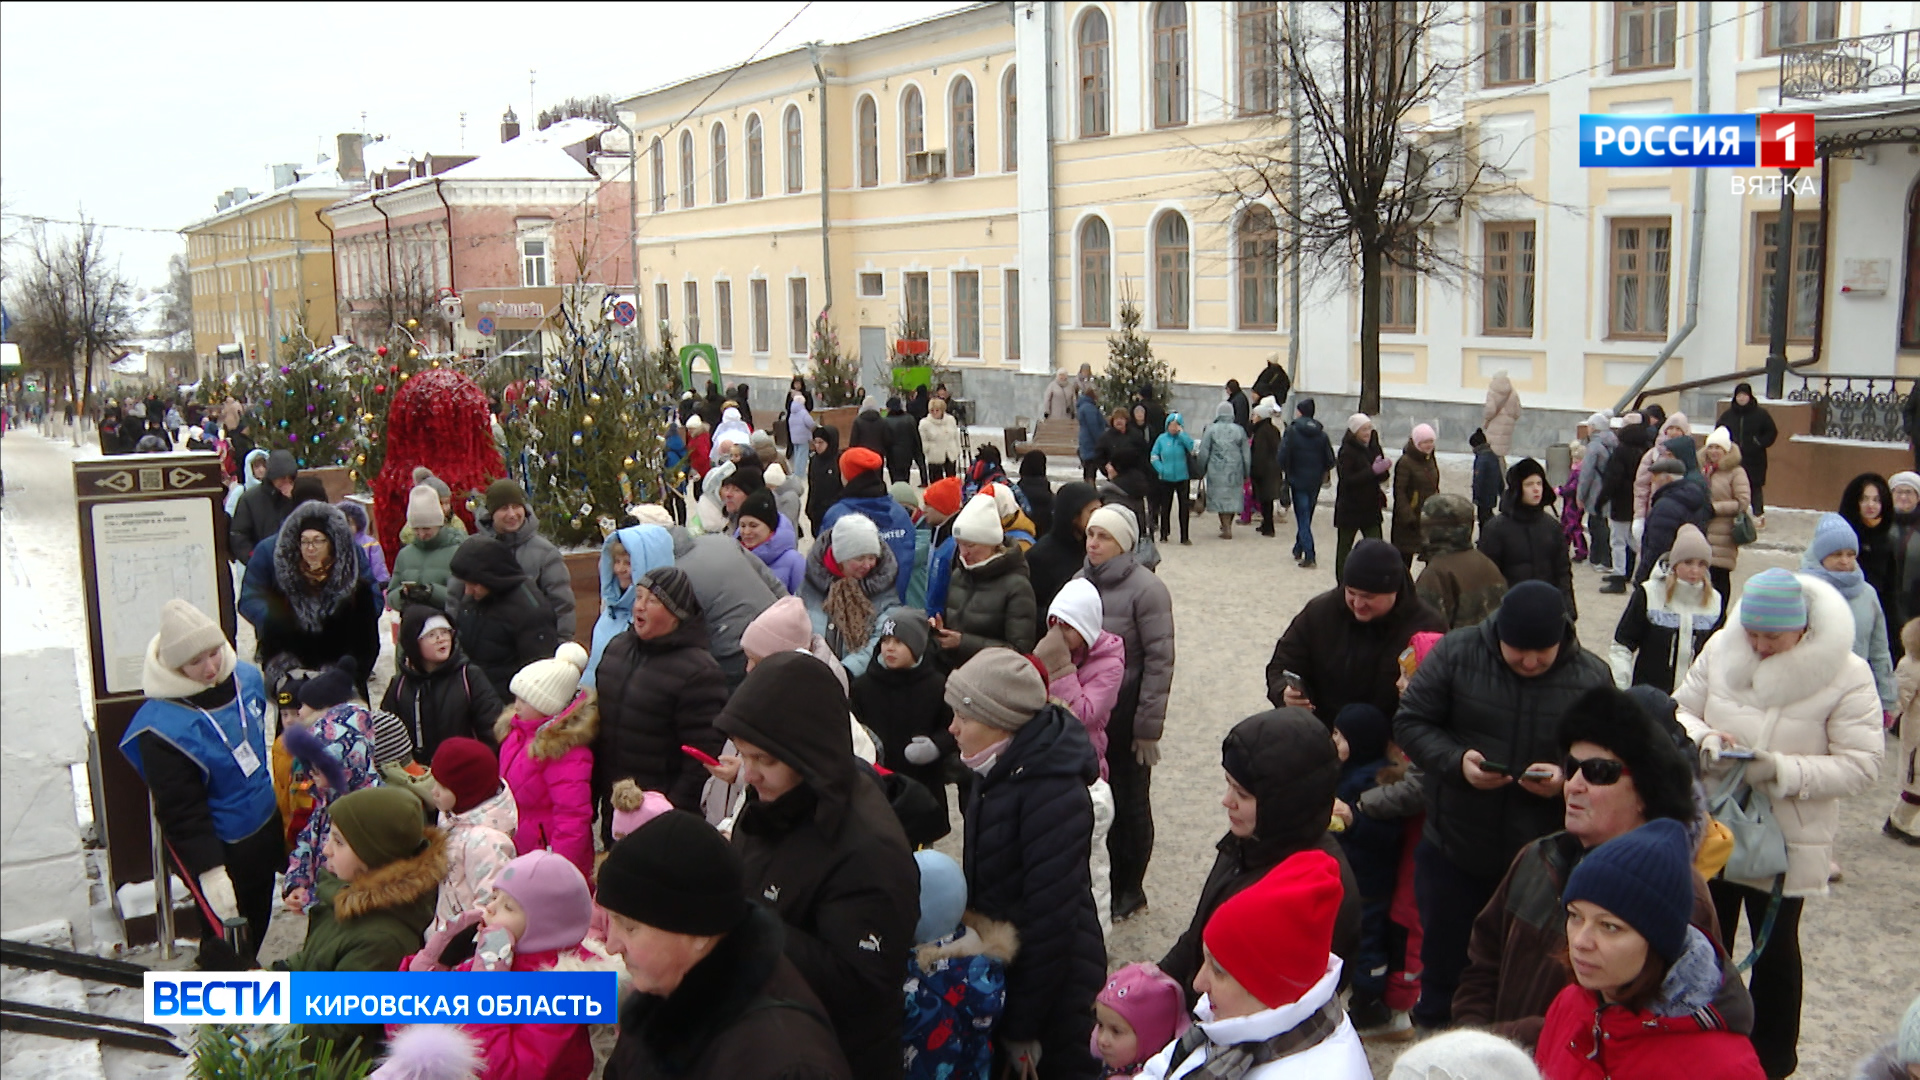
{"left": 1082, "top": 457, "right": 1100, "bottom": 482}
{"left": 1151, "top": 478, "right": 1191, "bottom": 542}
{"left": 1105, "top": 705, "right": 1154, "bottom": 910}
{"left": 1256, "top": 497, "right": 1275, "bottom": 534}
{"left": 1710, "top": 879, "right": 1805, "bottom": 1079}
{"left": 1412, "top": 840, "right": 1502, "bottom": 1029}
{"left": 1292, "top": 484, "right": 1319, "bottom": 561}
{"left": 1588, "top": 512, "right": 1612, "bottom": 569}
{"left": 1750, "top": 482, "right": 1766, "bottom": 516}
{"left": 927, "top": 459, "right": 956, "bottom": 481}
{"left": 1477, "top": 504, "right": 1495, "bottom": 534}
{"left": 1333, "top": 524, "right": 1383, "bottom": 581}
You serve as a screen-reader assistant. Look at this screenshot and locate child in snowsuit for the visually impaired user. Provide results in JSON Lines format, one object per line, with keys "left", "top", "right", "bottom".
{"left": 1469, "top": 428, "right": 1505, "bottom": 535}
{"left": 493, "top": 644, "right": 597, "bottom": 882}
{"left": 281, "top": 660, "right": 382, "bottom": 912}
{"left": 903, "top": 851, "right": 1015, "bottom": 1080}
{"left": 1091, "top": 963, "right": 1190, "bottom": 1079}
{"left": 849, "top": 608, "right": 955, "bottom": 829}
{"left": 1557, "top": 442, "right": 1588, "bottom": 562}
{"left": 427, "top": 737, "right": 518, "bottom": 932}
{"left": 338, "top": 499, "right": 391, "bottom": 592}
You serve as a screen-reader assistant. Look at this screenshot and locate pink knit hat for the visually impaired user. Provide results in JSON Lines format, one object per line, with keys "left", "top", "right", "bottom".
{"left": 1093, "top": 962, "right": 1191, "bottom": 1066}
{"left": 741, "top": 595, "right": 812, "bottom": 660}
{"left": 489, "top": 851, "right": 593, "bottom": 955}
{"left": 609, "top": 779, "right": 673, "bottom": 841}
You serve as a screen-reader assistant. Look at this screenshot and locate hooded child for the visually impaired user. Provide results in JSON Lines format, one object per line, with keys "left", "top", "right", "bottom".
{"left": 281, "top": 659, "right": 383, "bottom": 912}
{"left": 426, "top": 737, "right": 519, "bottom": 932}
{"left": 1093, "top": 963, "right": 1190, "bottom": 1079}
{"left": 904, "top": 850, "right": 1019, "bottom": 1080}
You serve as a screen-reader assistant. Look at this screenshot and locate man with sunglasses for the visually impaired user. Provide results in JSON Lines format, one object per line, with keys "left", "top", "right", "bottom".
{"left": 1450, "top": 686, "right": 1734, "bottom": 1051}
{"left": 1391, "top": 579, "right": 1611, "bottom": 1032}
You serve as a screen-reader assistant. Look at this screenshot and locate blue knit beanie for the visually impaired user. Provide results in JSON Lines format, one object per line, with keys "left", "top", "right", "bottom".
{"left": 914, "top": 850, "right": 967, "bottom": 945}
{"left": 1806, "top": 512, "right": 1860, "bottom": 566}
{"left": 1563, "top": 818, "right": 1695, "bottom": 963}
{"left": 1739, "top": 567, "right": 1808, "bottom": 632}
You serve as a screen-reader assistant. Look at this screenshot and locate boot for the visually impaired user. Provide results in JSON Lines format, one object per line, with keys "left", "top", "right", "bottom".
{"left": 1599, "top": 574, "right": 1628, "bottom": 595}
{"left": 1218, "top": 513, "right": 1233, "bottom": 540}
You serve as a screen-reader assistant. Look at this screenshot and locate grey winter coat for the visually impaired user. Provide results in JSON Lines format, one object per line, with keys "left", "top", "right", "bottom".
{"left": 1575, "top": 429, "right": 1616, "bottom": 513}
{"left": 1077, "top": 551, "right": 1175, "bottom": 741}
{"left": 1197, "top": 402, "right": 1250, "bottom": 512}
{"left": 668, "top": 525, "right": 786, "bottom": 667}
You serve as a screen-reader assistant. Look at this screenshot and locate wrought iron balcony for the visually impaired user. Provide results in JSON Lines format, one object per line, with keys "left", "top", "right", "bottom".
{"left": 1788, "top": 373, "right": 1916, "bottom": 442}
{"left": 1780, "top": 28, "right": 1920, "bottom": 100}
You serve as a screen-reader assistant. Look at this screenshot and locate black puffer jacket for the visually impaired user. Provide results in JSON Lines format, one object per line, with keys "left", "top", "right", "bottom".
{"left": 961, "top": 703, "right": 1104, "bottom": 1065}
{"left": 594, "top": 616, "right": 729, "bottom": 811}
{"left": 1392, "top": 613, "right": 1611, "bottom": 879}
{"left": 806, "top": 426, "right": 845, "bottom": 535}
{"left": 379, "top": 604, "right": 506, "bottom": 758}
{"left": 849, "top": 407, "right": 891, "bottom": 458}
{"left": 1027, "top": 483, "right": 1099, "bottom": 613}
{"left": 1266, "top": 582, "right": 1446, "bottom": 729}
{"left": 848, "top": 649, "right": 953, "bottom": 834}
{"left": 1333, "top": 428, "right": 1387, "bottom": 529}
{"left": 1634, "top": 472, "right": 1712, "bottom": 586}
{"left": 720, "top": 653, "right": 918, "bottom": 1080}
{"left": 228, "top": 452, "right": 296, "bottom": 563}
{"left": 940, "top": 543, "right": 1038, "bottom": 665}
{"left": 883, "top": 404, "right": 919, "bottom": 478}
{"left": 1248, "top": 416, "right": 1285, "bottom": 501}
{"left": 1478, "top": 458, "right": 1576, "bottom": 618}
{"left": 255, "top": 501, "right": 381, "bottom": 685}
{"left": 1160, "top": 708, "right": 1361, "bottom": 1006}
{"left": 1601, "top": 423, "right": 1652, "bottom": 524}
{"left": 448, "top": 536, "right": 559, "bottom": 695}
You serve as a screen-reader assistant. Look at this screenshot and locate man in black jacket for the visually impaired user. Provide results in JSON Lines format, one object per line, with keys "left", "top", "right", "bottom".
{"left": 594, "top": 566, "right": 729, "bottom": 817}
{"left": 446, "top": 535, "right": 558, "bottom": 696}
{"left": 1267, "top": 538, "right": 1446, "bottom": 729}
{"left": 849, "top": 396, "right": 892, "bottom": 460}
{"left": 1390, "top": 580, "right": 1610, "bottom": 1030}
{"left": 229, "top": 449, "right": 298, "bottom": 563}
{"left": 883, "top": 397, "right": 920, "bottom": 485}
{"left": 1025, "top": 482, "right": 1099, "bottom": 613}
{"left": 718, "top": 652, "right": 918, "bottom": 1080}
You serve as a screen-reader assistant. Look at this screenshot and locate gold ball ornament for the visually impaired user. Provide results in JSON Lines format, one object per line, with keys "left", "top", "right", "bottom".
{"left": 582, "top": 414, "right": 595, "bottom": 427}
{"left": 408, "top": 348, "right": 420, "bottom": 359}
{"left": 399, "top": 373, "right": 410, "bottom": 382}
{"left": 589, "top": 393, "right": 603, "bottom": 405}
{"left": 405, "top": 318, "right": 419, "bottom": 329}
{"left": 623, "top": 456, "right": 636, "bottom": 468}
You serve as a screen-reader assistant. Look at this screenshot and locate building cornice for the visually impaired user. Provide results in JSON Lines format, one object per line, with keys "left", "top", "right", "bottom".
{"left": 181, "top": 184, "right": 361, "bottom": 234}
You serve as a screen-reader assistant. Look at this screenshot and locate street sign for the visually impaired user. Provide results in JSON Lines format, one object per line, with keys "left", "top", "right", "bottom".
{"left": 611, "top": 300, "right": 637, "bottom": 326}
{"left": 476, "top": 316, "right": 496, "bottom": 336}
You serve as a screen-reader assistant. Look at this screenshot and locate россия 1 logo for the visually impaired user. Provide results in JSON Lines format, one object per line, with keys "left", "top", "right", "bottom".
{"left": 1580, "top": 113, "right": 1814, "bottom": 169}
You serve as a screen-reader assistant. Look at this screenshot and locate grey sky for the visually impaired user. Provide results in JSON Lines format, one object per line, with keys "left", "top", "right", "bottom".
{"left": 0, "top": 1, "right": 969, "bottom": 292}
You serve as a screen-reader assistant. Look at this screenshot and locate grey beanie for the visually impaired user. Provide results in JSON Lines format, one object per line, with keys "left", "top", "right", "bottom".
{"left": 943, "top": 647, "right": 1047, "bottom": 731}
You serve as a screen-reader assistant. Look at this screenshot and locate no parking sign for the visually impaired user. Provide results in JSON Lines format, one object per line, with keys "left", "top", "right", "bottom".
{"left": 476, "top": 316, "right": 496, "bottom": 336}
{"left": 611, "top": 300, "right": 637, "bottom": 326}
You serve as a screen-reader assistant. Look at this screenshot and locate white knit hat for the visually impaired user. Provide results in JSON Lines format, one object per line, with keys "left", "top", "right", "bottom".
{"left": 830, "top": 513, "right": 884, "bottom": 562}
{"left": 1348, "top": 412, "right": 1372, "bottom": 435}
{"left": 510, "top": 642, "right": 590, "bottom": 717}
{"left": 989, "top": 483, "right": 1019, "bottom": 522}
{"left": 952, "top": 493, "right": 1005, "bottom": 546}
{"left": 154, "top": 599, "right": 229, "bottom": 670}
{"left": 764, "top": 462, "right": 789, "bottom": 487}
{"left": 630, "top": 503, "right": 676, "bottom": 527}
{"left": 1048, "top": 578, "right": 1104, "bottom": 644}
{"left": 406, "top": 484, "right": 446, "bottom": 528}
{"left": 1705, "top": 426, "right": 1734, "bottom": 452}
{"left": 1087, "top": 504, "right": 1138, "bottom": 553}
{"left": 1388, "top": 1030, "right": 1540, "bottom": 1080}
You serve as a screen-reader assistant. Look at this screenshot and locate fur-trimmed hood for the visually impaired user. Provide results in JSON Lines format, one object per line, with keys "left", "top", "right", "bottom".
{"left": 272, "top": 500, "right": 363, "bottom": 633}
{"left": 912, "top": 911, "right": 1019, "bottom": 974}
{"left": 492, "top": 693, "right": 599, "bottom": 760}
{"left": 1718, "top": 572, "right": 1856, "bottom": 703}
{"left": 334, "top": 827, "right": 448, "bottom": 920}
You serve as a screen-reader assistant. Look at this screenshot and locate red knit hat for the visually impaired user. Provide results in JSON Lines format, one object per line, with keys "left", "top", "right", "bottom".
{"left": 431, "top": 737, "right": 500, "bottom": 814}
{"left": 1202, "top": 850, "right": 1342, "bottom": 1009}
{"left": 922, "top": 476, "right": 963, "bottom": 517}
{"left": 840, "top": 446, "right": 883, "bottom": 480}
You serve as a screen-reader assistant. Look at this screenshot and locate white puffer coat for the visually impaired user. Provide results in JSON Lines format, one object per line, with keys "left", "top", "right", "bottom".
{"left": 1672, "top": 572, "right": 1883, "bottom": 897}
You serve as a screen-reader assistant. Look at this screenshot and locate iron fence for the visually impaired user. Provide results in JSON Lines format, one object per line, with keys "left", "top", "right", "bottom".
{"left": 1780, "top": 28, "right": 1920, "bottom": 100}
{"left": 1788, "top": 373, "right": 1916, "bottom": 441}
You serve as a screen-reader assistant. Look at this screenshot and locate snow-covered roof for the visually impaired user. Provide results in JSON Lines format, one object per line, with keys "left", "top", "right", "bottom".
{"left": 438, "top": 118, "right": 605, "bottom": 181}
{"left": 183, "top": 149, "right": 370, "bottom": 230}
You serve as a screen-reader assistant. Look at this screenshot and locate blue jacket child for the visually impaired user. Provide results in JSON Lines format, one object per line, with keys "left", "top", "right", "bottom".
{"left": 903, "top": 851, "right": 1015, "bottom": 1080}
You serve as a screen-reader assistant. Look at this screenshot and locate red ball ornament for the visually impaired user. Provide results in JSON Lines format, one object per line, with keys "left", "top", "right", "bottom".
{"left": 375, "top": 384, "right": 387, "bottom": 394}
{"left": 389, "top": 365, "right": 400, "bottom": 374}
{"left": 376, "top": 346, "right": 389, "bottom": 357}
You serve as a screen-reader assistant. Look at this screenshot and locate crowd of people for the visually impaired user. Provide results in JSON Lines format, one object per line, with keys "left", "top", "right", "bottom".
{"left": 105, "top": 371, "right": 1918, "bottom": 1080}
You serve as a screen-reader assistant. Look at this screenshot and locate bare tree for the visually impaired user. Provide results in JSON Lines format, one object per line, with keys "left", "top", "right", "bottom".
{"left": 1211, "top": 2, "right": 1523, "bottom": 414}
{"left": 161, "top": 251, "right": 194, "bottom": 352}
{"left": 6, "top": 218, "right": 135, "bottom": 410}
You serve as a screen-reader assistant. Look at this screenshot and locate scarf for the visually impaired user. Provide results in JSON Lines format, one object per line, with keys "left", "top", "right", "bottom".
{"left": 1162, "top": 997, "right": 1343, "bottom": 1080}
{"left": 961, "top": 737, "right": 1011, "bottom": 776}
{"left": 300, "top": 553, "right": 335, "bottom": 589}
{"left": 824, "top": 575, "right": 876, "bottom": 652}
{"left": 1801, "top": 562, "right": 1866, "bottom": 599}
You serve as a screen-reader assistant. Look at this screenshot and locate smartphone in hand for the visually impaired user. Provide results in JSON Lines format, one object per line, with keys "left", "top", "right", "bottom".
{"left": 1718, "top": 747, "right": 1756, "bottom": 760}
{"left": 1522, "top": 765, "right": 1557, "bottom": 781}
{"left": 681, "top": 744, "right": 721, "bottom": 767}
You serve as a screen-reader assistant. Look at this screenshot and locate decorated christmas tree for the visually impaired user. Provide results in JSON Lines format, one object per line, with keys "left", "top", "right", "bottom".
{"left": 260, "top": 331, "right": 354, "bottom": 469}
{"left": 1096, "top": 295, "right": 1175, "bottom": 416}
{"left": 372, "top": 367, "right": 501, "bottom": 568}
{"left": 501, "top": 292, "right": 671, "bottom": 547}
{"left": 808, "top": 312, "right": 863, "bottom": 407}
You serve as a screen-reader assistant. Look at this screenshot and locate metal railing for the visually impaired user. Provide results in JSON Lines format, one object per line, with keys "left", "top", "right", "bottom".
{"left": 1788, "top": 372, "right": 1917, "bottom": 441}
{"left": 1628, "top": 356, "right": 1820, "bottom": 412}
{"left": 1780, "top": 28, "right": 1920, "bottom": 100}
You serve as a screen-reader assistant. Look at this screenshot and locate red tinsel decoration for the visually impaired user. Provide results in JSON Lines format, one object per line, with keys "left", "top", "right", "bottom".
{"left": 372, "top": 368, "right": 502, "bottom": 573}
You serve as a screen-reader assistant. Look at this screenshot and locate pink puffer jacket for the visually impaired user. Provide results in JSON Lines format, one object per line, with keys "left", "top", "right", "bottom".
{"left": 493, "top": 697, "right": 597, "bottom": 883}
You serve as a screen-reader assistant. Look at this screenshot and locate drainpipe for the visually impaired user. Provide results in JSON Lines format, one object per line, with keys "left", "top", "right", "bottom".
{"left": 314, "top": 206, "right": 338, "bottom": 337}
{"left": 610, "top": 110, "right": 641, "bottom": 300}
{"left": 1613, "top": 0, "right": 1711, "bottom": 415}
{"left": 1286, "top": 0, "right": 1302, "bottom": 384}
{"left": 433, "top": 177, "right": 456, "bottom": 349}
{"left": 808, "top": 43, "right": 834, "bottom": 316}
{"left": 371, "top": 188, "right": 395, "bottom": 331}
{"left": 1042, "top": 2, "right": 1059, "bottom": 375}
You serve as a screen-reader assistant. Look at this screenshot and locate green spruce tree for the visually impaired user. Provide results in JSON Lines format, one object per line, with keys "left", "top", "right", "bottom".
{"left": 260, "top": 318, "right": 354, "bottom": 469}
{"left": 1096, "top": 296, "right": 1175, "bottom": 416}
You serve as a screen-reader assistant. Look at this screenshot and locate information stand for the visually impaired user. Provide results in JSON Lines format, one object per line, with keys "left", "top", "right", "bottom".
{"left": 74, "top": 453, "right": 235, "bottom": 945}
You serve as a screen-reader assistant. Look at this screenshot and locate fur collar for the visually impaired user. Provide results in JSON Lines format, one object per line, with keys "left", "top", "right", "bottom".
{"left": 621, "top": 905, "right": 793, "bottom": 1073}
{"left": 140, "top": 634, "right": 237, "bottom": 699}
{"left": 271, "top": 501, "right": 362, "bottom": 633}
{"left": 913, "top": 911, "right": 1019, "bottom": 973}
{"left": 335, "top": 827, "right": 448, "bottom": 920}
{"left": 492, "top": 694, "right": 599, "bottom": 760}
{"left": 1719, "top": 572, "right": 1855, "bottom": 703}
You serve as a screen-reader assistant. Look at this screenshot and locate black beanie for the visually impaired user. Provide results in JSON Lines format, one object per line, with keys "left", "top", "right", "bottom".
{"left": 596, "top": 810, "right": 750, "bottom": 935}
{"left": 297, "top": 656, "right": 357, "bottom": 710}
{"left": 738, "top": 487, "right": 780, "bottom": 532}
{"left": 1496, "top": 580, "right": 1566, "bottom": 650}
{"left": 1469, "top": 428, "right": 1488, "bottom": 449}
{"left": 639, "top": 566, "right": 701, "bottom": 623}
{"left": 721, "top": 465, "right": 766, "bottom": 496}
{"left": 289, "top": 476, "right": 329, "bottom": 508}
{"left": 1341, "top": 538, "right": 1405, "bottom": 595}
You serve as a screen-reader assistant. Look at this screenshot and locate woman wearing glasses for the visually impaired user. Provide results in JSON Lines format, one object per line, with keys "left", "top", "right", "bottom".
{"left": 1451, "top": 686, "right": 1724, "bottom": 1052}
{"left": 1672, "top": 567, "right": 1883, "bottom": 1079}
{"left": 255, "top": 498, "right": 382, "bottom": 699}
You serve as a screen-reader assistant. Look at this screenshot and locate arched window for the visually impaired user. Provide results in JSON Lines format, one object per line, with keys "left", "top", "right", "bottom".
{"left": 1078, "top": 10, "right": 1110, "bottom": 138}
{"left": 679, "top": 130, "right": 696, "bottom": 209}
{"left": 783, "top": 105, "right": 804, "bottom": 194}
{"left": 1153, "top": 2, "right": 1190, "bottom": 128}
{"left": 1238, "top": 205, "right": 1280, "bottom": 329}
{"left": 711, "top": 124, "right": 728, "bottom": 204}
{"left": 902, "top": 86, "right": 925, "bottom": 161}
{"left": 746, "top": 114, "right": 765, "bottom": 199}
{"left": 1079, "top": 216, "right": 1112, "bottom": 327}
{"left": 949, "top": 77, "right": 976, "bottom": 177}
{"left": 857, "top": 96, "right": 879, "bottom": 187}
{"left": 650, "top": 137, "right": 666, "bottom": 212}
{"left": 1154, "top": 212, "right": 1191, "bottom": 329}
{"left": 1001, "top": 65, "right": 1018, "bottom": 172}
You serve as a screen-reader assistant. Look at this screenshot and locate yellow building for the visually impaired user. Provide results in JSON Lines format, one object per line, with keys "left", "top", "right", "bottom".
{"left": 182, "top": 135, "right": 368, "bottom": 381}
{"left": 619, "top": 2, "right": 1920, "bottom": 445}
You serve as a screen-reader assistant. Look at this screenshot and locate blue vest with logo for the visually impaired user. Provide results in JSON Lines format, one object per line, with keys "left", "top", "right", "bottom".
{"left": 120, "top": 663, "right": 278, "bottom": 844}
